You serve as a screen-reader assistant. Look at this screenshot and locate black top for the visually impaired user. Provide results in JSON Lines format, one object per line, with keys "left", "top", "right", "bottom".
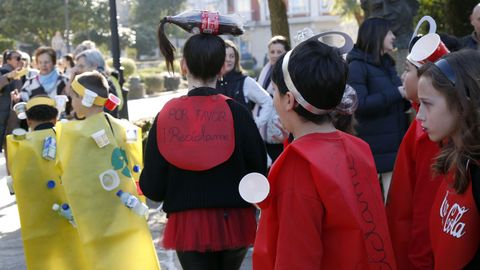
{"left": 464, "top": 163, "right": 480, "bottom": 269}
{"left": 34, "top": 122, "right": 55, "bottom": 131}
{"left": 139, "top": 87, "right": 267, "bottom": 213}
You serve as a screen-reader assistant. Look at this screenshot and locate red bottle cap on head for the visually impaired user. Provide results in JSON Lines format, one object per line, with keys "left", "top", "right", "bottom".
{"left": 104, "top": 93, "right": 121, "bottom": 111}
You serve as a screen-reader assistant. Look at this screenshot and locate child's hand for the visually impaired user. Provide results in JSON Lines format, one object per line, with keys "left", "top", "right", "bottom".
{"left": 10, "top": 89, "right": 20, "bottom": 103}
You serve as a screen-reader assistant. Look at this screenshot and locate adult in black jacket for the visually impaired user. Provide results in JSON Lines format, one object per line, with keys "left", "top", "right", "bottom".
{"left": 0, "top": 50, "right": 24, "bottom": 151}
{"left": 346, "top": 17, "right": 409, "bottom": 199}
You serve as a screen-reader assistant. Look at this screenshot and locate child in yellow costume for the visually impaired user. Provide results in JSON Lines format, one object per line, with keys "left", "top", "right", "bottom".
{"left": 6, "top": 96, "right": 87, "bottom": 270}
{"left": 57, "top": 71, "right": 160, "bottom": 270}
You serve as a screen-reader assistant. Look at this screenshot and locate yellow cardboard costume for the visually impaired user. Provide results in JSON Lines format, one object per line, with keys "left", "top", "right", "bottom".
{"left": 7, "top": 127, "right": 87, "bottom": 270}
{"left": 119, "top": 119, "right": 145, "bottom": 202}
{"left": 57, "top": 112, "right": 159, "bottom": 270}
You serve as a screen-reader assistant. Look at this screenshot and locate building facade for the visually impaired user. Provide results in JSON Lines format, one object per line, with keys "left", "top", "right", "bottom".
{"left": 186, "top": 0, "right": 358, "bottom": 70}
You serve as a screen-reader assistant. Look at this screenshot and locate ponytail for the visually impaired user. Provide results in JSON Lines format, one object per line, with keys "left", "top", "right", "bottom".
{"left": 158, "top": 18, "right": 176, "bottom": 73}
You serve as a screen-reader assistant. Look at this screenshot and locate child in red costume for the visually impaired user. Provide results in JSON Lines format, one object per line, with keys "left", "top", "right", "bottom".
{"left": 416, "top": 50, "right": 480, "bottom": 269}
{"left": 253, "top": 33, "right": 396, "bottom": 269}
{"left": 385, "top": 34, "right": 444, "bottom": 270}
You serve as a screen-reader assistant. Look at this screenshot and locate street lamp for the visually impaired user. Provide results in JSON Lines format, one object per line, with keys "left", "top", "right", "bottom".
{"left": 109, "top": 0, "right": 128, "bottom": 119}
{"left": 64, "top": 0, "right": 70, "bottom": 53}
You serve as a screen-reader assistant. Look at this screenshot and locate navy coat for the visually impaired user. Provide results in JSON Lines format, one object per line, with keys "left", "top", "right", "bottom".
{"left": 346, "top": 47, "right": 409, "bottom": 173}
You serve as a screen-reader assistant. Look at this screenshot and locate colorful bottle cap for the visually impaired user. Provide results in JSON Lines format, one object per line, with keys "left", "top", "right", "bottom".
{"left": 116, "top": 189, "right": 124, "bottom": 197}
{"left": 47, "top": 180, "right": 56, "bottom": 189}
{"left": 61, "top": 203, "right": 70, "bottom": 210}
{"left": 133, "top": 165, "right": 141, "bottom": 173}
{"left": 104, "top": 93, "right": 121, "bottom": 111}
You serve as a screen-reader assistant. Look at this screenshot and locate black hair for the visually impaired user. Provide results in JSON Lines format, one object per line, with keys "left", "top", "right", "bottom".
{"left": 356, "top": 17, "right": 391, "bottom": 65}
{"left": 63, "top": 54, "right": 75, "bottom": 68}
{"left": 183, "top": 34, "right": 225, "bottom": 81}
{"left": 419, "top": 49, "right": 480, "bottom": 194}
{"left": 26, "top": 105, "right": 58, "bottom": 122}
{"left": 76, "top": 71, "right": 109, "bottom": 98}
{"left": 271, "top": 39, "right": 348, "bottom": 124}
{"left": 2, "top": 49, "right": 20, "bottom": 61}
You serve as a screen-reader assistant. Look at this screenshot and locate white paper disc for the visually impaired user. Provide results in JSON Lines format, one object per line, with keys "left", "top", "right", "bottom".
{"left": 238, "top": 172, "right": 270, "bottom": 204}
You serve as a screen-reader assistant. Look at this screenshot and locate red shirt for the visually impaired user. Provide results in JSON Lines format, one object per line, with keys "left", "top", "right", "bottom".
{"left": 386, "top": 117, "right": 442, "bottom": 270}
{"left": 254, "top": 132, "right": 396, "bottom": 269}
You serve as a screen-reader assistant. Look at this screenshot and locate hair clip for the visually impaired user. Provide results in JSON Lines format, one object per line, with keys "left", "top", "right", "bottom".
{"left": 434, "top": 59, "right": 456, "bottom": 85}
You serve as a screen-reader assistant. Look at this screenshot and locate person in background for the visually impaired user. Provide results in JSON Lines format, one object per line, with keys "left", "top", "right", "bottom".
{"left": 17, "top": 47, "right": 67, "bottom": 101}
{"left": 347, "top": 17, "right": 409, "bottom": 201}
{"left": 51, "top": 31, "right": 65, "bottom": 59}
{"left": 74, "top": 49, "right": 120, "bottom": 118}
{"left": 217, "top": 39, "right": 273, "bottom": 131}
{"left": 416, "top": 49, "right": 480, "bottom": 269}
{"left": 58, "top": 54, "right": 75, "bottom": 78}
{"left": 256, "top": 36, "right": 291, "bottom": 164}
{"left": 253, "top": 33, "right": 396, "bottom": 269}
{"left": 385, "top": 35, "right": 443, "bottom": 270}
{"left": 0, "top": 50, "right": 24, "bottom": 151}
{"left": 140, "top": 22, "right": 267, "bottom": 269}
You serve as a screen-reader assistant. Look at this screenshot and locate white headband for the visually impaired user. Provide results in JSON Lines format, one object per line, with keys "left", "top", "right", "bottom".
{"left": 282, "top": 50, "right": 331, "bottom": 115}
{"left": 281, "top": 31, "right": 354, "bottom": 115}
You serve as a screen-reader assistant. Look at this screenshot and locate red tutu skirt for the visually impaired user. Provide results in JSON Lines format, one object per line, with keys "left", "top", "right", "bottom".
{"left": 163, "top": 207, "right": 256, "bottom": 252}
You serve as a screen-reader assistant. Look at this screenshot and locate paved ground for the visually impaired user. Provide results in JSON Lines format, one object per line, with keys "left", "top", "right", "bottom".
{"left": 0, "top": 92, "right": 253, "bottom": 270}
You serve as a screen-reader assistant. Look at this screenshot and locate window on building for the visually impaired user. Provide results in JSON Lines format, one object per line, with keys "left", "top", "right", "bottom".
{"left": 236, "top": 0, "right": 252, "bottom": 21}
{"left": 288, "top": 0, "right": 309, "bottom": 15}
{"left": 318, "top": 0, "right": 334, "bottom": 15}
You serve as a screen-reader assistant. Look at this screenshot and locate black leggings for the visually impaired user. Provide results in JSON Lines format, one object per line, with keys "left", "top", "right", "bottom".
{"left": 176, "top": 247, "right": 248, "bottom": 270}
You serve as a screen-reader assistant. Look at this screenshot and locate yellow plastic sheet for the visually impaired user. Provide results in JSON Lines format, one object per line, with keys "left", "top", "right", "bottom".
{"left": 7, "top": 129, "right": 87, "bottom": 270}
{"left": 57, "top": 113, "right": 160, "bottom": 270}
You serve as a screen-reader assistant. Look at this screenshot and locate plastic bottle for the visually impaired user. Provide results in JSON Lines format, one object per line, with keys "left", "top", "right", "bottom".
{"left": 116, "top": 189, "right": 148, "bottom": 216}
{"left": 163, "top": 10, "right": 244, "bottom": 36}
{"left": 6, "top": 176, "right": 14, "bottom": 195}
{"left": 52, "top": 203, "right": 76, "bottom": 227}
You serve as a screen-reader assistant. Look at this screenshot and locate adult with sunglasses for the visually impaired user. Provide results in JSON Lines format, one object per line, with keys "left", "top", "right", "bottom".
{"left": 0, "top": 50, "right": 24, "bottom": 151}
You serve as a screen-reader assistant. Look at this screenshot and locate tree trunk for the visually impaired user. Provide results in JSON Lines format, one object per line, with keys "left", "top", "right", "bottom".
{"left": 268, "top": 0, "right": 291, "bottom": 45}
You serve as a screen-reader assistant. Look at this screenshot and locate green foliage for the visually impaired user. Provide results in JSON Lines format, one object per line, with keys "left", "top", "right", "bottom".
{"left": 0, "top": 35, "right": 15, "bottom": 52}
{"left": 332, "top": 0, "right": 364, "bottom": 24}
{"left": 142, "top": 74, "right": 164, "bottom": 94}
{"left": 0, "top": 0, "right": 110, "bottom": 46}
{"left": 416, "top": 0, "right": 477, "bottom": 36}
{"left": 107, "top": 57, "right": 137, "bottom": 79}
{"left": 131, "top": 0, "right": 187, "bottom": 57}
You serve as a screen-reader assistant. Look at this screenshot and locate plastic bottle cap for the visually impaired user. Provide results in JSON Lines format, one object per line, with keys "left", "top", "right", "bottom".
{"left": 61, "top": 203, "right": 69, "bottom": 210}
{"left": 133, "top": 165, "right": 140, "bottom": 173}
{"left": 47, "top": 180, "right": 56, "bottom": 189}
{"left": 116, "top": 189, "right": 124, "bottom": 197}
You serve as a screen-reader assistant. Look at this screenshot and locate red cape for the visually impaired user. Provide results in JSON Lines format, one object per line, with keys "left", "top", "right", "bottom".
{"left": 386, "top": 117, "right": 441, "bottom": 269}
{"left": 254, "top": 132, "right": 396, "bottom": 269}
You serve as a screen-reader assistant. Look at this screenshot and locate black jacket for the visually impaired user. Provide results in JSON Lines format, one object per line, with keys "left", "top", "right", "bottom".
{"left": 346, "top": 47, "right": 409, "bottom": 172}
